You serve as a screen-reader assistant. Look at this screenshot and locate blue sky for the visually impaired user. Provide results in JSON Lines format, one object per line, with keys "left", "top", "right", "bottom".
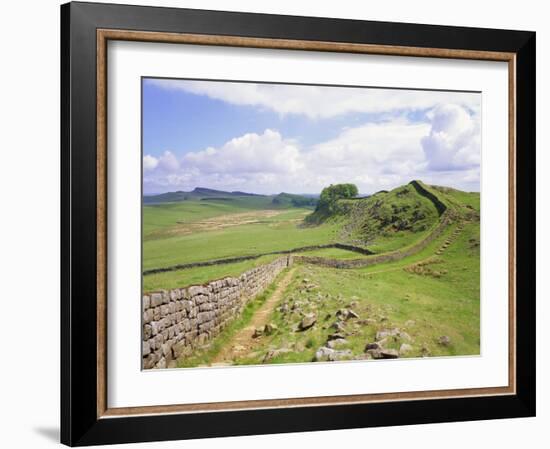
{"left": 142, "top": 78, "right": 481, "bottom": 195}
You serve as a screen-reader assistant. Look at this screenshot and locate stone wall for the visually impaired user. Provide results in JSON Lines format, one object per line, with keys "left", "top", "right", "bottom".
{"left": 143, "top": 243, "right": 372, "bottom": 276}
{"left": 142, "top": 255, "right": 293, "bottom": 369}
{"left": 294, "top": 214, "right": 453, "bottom": 269}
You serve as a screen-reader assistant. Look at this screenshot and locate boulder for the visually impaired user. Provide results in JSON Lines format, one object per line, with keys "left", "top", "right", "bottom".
{"left": 253, "top": 327, "right": 264, "bottom": 338}
{"left": 365, "top": 342, "right": 382, "bottom": 351}
{"left": 263, "top": 347, "right": 292, "bottom": 363}
{"left": 380, "top": 349, "right": 399, "bottom": 359}
{"left": 299, "top": 313, "right": 317, "bottom": 331}
{"left": 264, "top": 323, "right": 278, "bottom": 335}
{"left": 336, "top": 308, "right": 359, "bottom": 321}
{"left": 314, "top": 347, "right": 352, "bottom": 362}
{"left": 366, "top": 349, "right": 383, "bottom": 359}
{"left": 327, "top": 332, "right": 346, "bottom": 341}
{"left": 329, "top": 349, "right": 353, "bottom": 361}
{"left": 438, "top": 335, "right": 451, "bottom": 346}
{"left": 327, "top": 338, "right": 348, "bottom": 349}
{"left": 375, "top": 328, "right": 400, "bottom": 340}
{"left": 314, "top": 347, "right": 334, "bottom": 361}
{"left": 400, "top": 331, "right": 412, "bottom": 342}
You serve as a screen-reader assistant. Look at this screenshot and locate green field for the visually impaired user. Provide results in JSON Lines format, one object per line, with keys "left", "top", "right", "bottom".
{"left": 143, "top": 205, "right": 338, "bottom": 271}
{"left": 143, "top": 181, "right": 480, "bottom": 366}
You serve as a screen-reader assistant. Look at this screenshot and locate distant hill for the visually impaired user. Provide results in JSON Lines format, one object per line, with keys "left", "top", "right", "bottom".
{"left": 143, "top": 187, "right": 266, "bottom": 204}
{"left": 271, "top": 192, "right": 317, "bottom": 208}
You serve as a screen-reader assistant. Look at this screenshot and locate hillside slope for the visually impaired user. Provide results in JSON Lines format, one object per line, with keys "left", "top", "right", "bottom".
{"left": 307, "top": 180, "right": 479, "bottom": 248}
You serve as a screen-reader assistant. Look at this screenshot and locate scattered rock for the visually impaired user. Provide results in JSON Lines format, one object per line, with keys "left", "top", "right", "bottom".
{"left": 278, "top": 303, "right": 290, "bottom": 314}
{"left": 330, "top": 321, "right": 346, "bottom": 332}
{"left": 298, "top": 313, "right": 317, "bottom": 331}
{"left": 263, "top": 348, "right": 292, "bottom": 363}
{"left": 399, "top": 331, "right": 412, "bottom": 342}
{"left": 329, "top": 350, "right": 353, "bottom": 361}
{"left": 380, "top": 349, "right": 399, "bottom": 359}
{"left": 438, "top": 335, "right": 451, "bottom": 346}
{"left": 366, "top": 349, "right": 383, "bottom": 359}
{"left": 327, "top": 338, "right": 348, "bottom": 349}
{"left": 314, "top": 347, "right": 334, "bottom": 361}
{"left": 327, "top": 332, "right": 346, "bottom": 341}
{"left": 365, "top": 342, "right": 382, "bottom": 351}
{"left": 336, "top": 308, "right": 360, "bottom": 321}
{"left": 399, "top": 343, "right": 413, "bottom": 355}
{"left": 302, "top": 278, "right": 310, "bottom": 284}
{"left": 314, "top": 347, "right": 352, "bottom": 362}
{"left": 375, "top": 328, "right": 400, "bottom": 341}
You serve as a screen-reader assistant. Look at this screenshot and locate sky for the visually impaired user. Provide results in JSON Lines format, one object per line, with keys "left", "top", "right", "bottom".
{"left": 142, "top": 78, "right": 481, "bottom": 195}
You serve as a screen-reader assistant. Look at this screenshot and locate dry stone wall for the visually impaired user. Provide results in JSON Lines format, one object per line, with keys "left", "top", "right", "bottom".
{"left": 142, "top": 255, "right": 293, "bottom": 369}
{"left": 294, "top": 214, "right": 452, "bottom": 269}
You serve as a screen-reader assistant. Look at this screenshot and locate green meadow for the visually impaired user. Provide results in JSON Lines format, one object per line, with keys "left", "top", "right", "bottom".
{"left": 142, "top": 181, "right": 480, "bottom": 366}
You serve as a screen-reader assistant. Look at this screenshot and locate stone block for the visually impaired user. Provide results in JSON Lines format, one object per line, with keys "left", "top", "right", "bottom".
{"left": 160, "top": 304, "right": 170, "bottom": 317}
{"left": 151, "top": 293, "right": 163, "bottom": 307}
{"left": 143, "top": 309, "right": 154, "bottom": 324}
{"left": 142, "top": 295, "right": 150, "bottom": 311}
{"left": 143, "top": 323, "right": 152, "bottom": 340}
{"left": 142, "top": 340, "right": 151, "bottom": 356}
{"left": 170, "top": 289, "right": 181, "bottom": 301}
{"left": 188, "top": 285, "right": 208, "bottom": 297}
{"left": 153, "top": 307, "right": 161, "bottom": 321}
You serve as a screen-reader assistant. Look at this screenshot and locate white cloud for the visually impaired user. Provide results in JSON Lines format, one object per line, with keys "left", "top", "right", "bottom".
{"left": 157, "top": 150, "right": 180, "bottom": 172}
{"left": 144, "top": 111, "right": 480, "bottom": 194}
{"left": 421, "top": 104, "right": 480, "bottom": 171}
{"left": 143, "top": 154, "right": 158, "bottom": 171}
{"left": 183, "top": 129, "right": 302, "bottom": 175}
{"left": 147, "top": 79, "right": 480, "bottom": 120}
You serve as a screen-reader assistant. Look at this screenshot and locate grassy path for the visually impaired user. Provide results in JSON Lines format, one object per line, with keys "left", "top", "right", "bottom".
{"left": 210, "top": 268, "right": 296, "bottom": 365}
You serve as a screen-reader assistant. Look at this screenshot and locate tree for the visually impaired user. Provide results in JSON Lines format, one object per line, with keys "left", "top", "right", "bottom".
{"left": 316, "top": 183, "right": 358, "bottom": 214}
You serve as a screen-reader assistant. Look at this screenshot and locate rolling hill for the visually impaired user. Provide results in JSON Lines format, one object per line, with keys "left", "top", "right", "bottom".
{"left": 143, "top": 187, "right": 316, "bottom": 207}
{"left": 305, "top": 180, "right": 479, "bottom": 249}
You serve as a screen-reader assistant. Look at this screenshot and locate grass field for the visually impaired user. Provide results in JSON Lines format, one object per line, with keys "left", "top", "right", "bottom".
{"left": 143, "top": 181, "right": 480, "bottom": 367}
{"left": 180, "top": 219, "right": 480, "bottom": 366}
{"left": 142, "top": 197, "right": 339, "bottom": 281}
{"left": 142, "top": 254, "right": 280, "bottom": 291}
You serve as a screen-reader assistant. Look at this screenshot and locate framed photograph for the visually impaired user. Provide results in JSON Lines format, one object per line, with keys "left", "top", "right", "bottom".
{"left": 61, "top": 1, "right": 536, "bottom": 446}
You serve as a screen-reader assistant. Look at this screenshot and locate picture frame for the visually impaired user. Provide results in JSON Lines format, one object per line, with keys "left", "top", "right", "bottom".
{"left": 60, "top": 1, "right": 536, "bottom": 446}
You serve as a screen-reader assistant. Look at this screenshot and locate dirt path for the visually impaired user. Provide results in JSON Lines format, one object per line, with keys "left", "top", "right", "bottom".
{"left": 210, "top": 267, "right": 296, "bottom": 365}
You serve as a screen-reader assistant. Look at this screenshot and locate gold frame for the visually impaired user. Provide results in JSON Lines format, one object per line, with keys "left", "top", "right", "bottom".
{"left": 96, "top": 29, "right": 516, "bottom": 419}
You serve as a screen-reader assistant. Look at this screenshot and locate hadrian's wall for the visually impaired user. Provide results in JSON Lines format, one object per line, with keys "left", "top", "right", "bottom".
{"left": 142, "top": 255, "right": 293, "bottom": 369}
{"left": 294, "top": 213, "right": 452, "bottom": 269}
